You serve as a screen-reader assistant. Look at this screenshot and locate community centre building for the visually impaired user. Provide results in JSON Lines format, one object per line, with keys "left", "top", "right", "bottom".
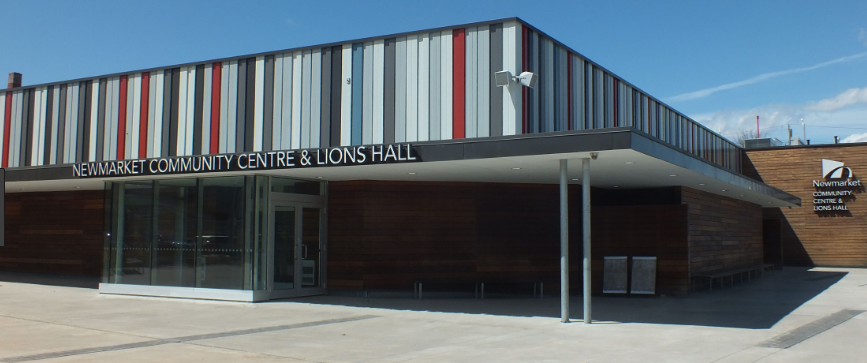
{"left": 5, "top": 17, "right": 858, "bottom": 306}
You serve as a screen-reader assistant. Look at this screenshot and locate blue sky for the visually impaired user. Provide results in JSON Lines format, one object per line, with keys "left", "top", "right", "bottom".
{"left": 2, "top": 0, "right": 866, "bottom": 144}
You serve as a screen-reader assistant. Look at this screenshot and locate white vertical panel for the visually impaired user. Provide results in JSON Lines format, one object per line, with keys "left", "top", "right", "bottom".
{"left": 226, "top": 61, "right": 238, "bottom": 153}
{"left": 9, "top": 92, "right": 19, "bottom": 166}
{"left": 147, "top": 73, "right": 156, "bottom": 157}
{"left": 104, "top": 80, "right": 115, "bottom": 161}
{"left": 125, "top": 76, "right": 134, "bottom": 159}
{"left": 153, "top": 71, "right": 165, "bottom": 157}
{"left": 177, "top": 67, "right": 188, "bottom": 155}
{"left": 502, "top": 21, "right": 521, "bottom": 136}
{"left": 253, "top": 56, "right": 265, "bottom": 151}
{"left": 202, "top": 65, "right": 212, "bottom": 153}
{"left": 418, "top": 34, "right": 430, "bottom": 141}
{"left": 340, "top": 44, "right": 353, "bottom": 146}
{"left": 362, "top": 42, "right": 374, "bottom": 144}
{"left": 272, "top": 55, "right": 284, "bottom": 150}
{"left": 49, "top": 87, "right": 60, "bottom": 164}
{"left": 406, "top": 34, "right": 418, "bottom": 142}
{"left": 477, "top": 27, "right": 490, "bottom": 138}
{"left": 111, "top": 78, "right": 121, "bottom": 160}
{"left": 185, "top": 68, "right": 196, "bottom": 155}
{"left": 67, "top": 84, "right": 79, "bottom": 162}
{"left": 465, "top": 27, "right": 477, "bottom": 139}
{"left": 395, "top": 38, "right": 407, "bottom": 143}
{"left": 31, "top": 88, "right": 43, "bottom": 165}
{"left": 131, "top": 74, "right": 142, "bottom": 158}
{"left": 440, "top": 31, "right": 453, "bottom": 140}
{"left": 300, "top": 50, "right": 312, "bottom": 148}
{"left": 372, "top": 39, "right": 385, "bottom": 144}
{"left": 281, "top": 53, "right": 294, "bottom": 149}
{"left": 88, "top": 82, "right": 99, "bottom": 161}
{"left": 219, "top": 64, "right": 229, "bottom": 153}
{"left": 311, "top": 49, "right": 322, "bottom": 148}
{"left": 292, "top": 52, "right": 304, "bottom": 149}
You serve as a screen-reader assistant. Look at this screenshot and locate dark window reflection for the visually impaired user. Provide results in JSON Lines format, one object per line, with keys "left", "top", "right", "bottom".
{"left": 152, "top": 179, "right": 198, "bottom": 287}
{"left": 110, "top": 182, "right": 153, "bottom": 285}
{"left": 199, "top": 177, "right": 246, "bottom": 289}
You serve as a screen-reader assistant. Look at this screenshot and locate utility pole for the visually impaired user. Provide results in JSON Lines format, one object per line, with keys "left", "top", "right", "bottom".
{"left": 801, "top": 118, "right": 805, "bottom": 144}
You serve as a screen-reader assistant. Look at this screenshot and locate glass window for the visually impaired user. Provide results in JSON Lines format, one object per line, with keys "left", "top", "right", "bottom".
{"left": 109, "top": 181, "right": 153, "bottom": 285}
{"left": 199, "top": 176, "right": 247, "bottom": 289}
{"left": 271, "top": 177, "right": 323, "bottom": 195}
{"left": 153, "top": 179, "right": 198, "bottom": 287}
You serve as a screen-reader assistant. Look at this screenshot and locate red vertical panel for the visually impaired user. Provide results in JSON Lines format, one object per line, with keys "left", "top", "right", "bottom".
{"left": 567, "top": 54, "right": 572, "bottom": 131}
{"left": 139, "top": 72, "right": 150, "bottom": 159}
{"left": 117, "top": 75, "right": 128, "bottom": 160}
{"left": 210, "top": 62, "right": 222, "bottom": 154}
{"left": 2, "top": 93, "right": 11, "bottom": 167}
{"left": 521, "top": 26, "right": 529, "bottom": 134}
{"left": 452, "top": 28, "right": 466, "bottom": 139}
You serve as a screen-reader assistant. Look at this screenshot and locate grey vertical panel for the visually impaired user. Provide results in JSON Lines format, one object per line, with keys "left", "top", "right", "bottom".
{"left": 162, "top": 70, "right": 173, "bottom": 157}
{"left": 395, "top": 38, "right": 406, "bottom": 143}
{"left": 541, "top": 39, "right": 554, "bottom": 133}
{"left": 263, "top": 55, "right": 274, "bottom": 151}
{"left": 77, "top": 81, "right": 91, "bottom": 162}
{"left": 594, "top": 68, "right": 603, "bottom": 129}
{"left": 193, "top": 64, "right": 205, "bottom": 155}
{"left": 428, "top": 34, "right": 441, "bottom": 141}
{"left": 489, "top": 23, "right": 503, "bottom": 136}
{"left": 330, "top": 46, "right": 342, "bottom": 147}
{"left": 43, "top": 85, "right": 54, "bottom": 165}
{"left": 236, "top": 59, "right": 247, "bottom": 152}
{"left": 22, "top": 89, "right": 34, "bottom": 166}
{"left": 383, "top": 38, "right": 396, "bottom": 144}
{"left": 93, "top": 80, "right": 105, "bottom": 161}
{"left": 56, "top": 85, "right": 67, "bottom": 164}
{"left": 169, "top": 69, "right": 181, "bottom": 156}
{"left": 351, "top": 43, "right": 363, "bottom": 145}
{"left": 302, "top": 50, "right": 313, "bottom": 148}
{"left": 556, "top": 47, "right": 567, "bottom": 131}
{"left": 584, "top": 63, "right": 593, "bottom": 129}
{"left": 528, "top": 31, "right": 539, "bottom": 133}
{"left": 551, "top": 46, "right": 559, "bottom": 132}
{"left": 320, "top": 49, "right": 331, "bottom": 148}
{"left": 573, "top": 56, "right": 584, "bottom": 130}
{"left": 245, "top": 57, "right": 256, "bottom": 151}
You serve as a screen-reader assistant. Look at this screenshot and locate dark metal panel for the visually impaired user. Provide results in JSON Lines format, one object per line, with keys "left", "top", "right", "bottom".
{"left": 383, "top": 38, "right": 396, "bottom": 144}
{"left": 161, "top": 70, "right": 173, "bottom": 157}
{"left": 44, "top": 85, "right": 54, "bottom": 165}
{"left": 235, "top": 58, "right": 247, "bottom": 152}
{"left": 489, "top": 23, "right": 503, "bottom": 137}
{"left": 96, "top": 78, "right": 107, "bottom": 161}
{"left": 22, "top": 89, "right": 34, "bottom": 167}
{"left": 77, "top": 81, "right": 91, "bottom": 163}
{"left": 169, "top": 68, "right": 180, "bottom": 156}
{"left": 193, "top": 64, "right": 205, "bottom": 155}
{"left": 244, "top": 57, "right": 256, "bottom": 151}
{"left": 263, "top": 55, "right": 274, "bottom": 151}
{"left": 57, "top": 84, "right": 67, "bottom": 164}
{"left": 319, "top": 48, "right": 331, "bottom": 148}
{"left": 329, "top": 46, "right": 342, "bottom": 147}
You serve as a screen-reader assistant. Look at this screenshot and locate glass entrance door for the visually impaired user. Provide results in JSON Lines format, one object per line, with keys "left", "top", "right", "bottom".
{"left": 269, "top": 198, "right": 326, "bottom": 299}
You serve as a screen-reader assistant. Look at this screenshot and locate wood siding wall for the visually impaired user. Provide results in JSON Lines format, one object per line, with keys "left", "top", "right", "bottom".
{"left": 0, "top": 190, "right": 105, "bottom": 276}
{"left": 682, "top": 186, "right": 763, "bottom": 278}
{"left": 745, "top": 145, "right": 867, "bottom": 267}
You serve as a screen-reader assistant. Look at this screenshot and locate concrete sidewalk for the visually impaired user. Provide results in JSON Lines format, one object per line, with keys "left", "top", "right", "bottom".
{"left": 0, "top": 267, "right": 865, "bottom": 362}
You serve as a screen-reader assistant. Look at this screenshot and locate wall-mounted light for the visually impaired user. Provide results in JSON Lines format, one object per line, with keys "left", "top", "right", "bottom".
{"left": 494, "top": 71, "right": 538, "bottom": 88}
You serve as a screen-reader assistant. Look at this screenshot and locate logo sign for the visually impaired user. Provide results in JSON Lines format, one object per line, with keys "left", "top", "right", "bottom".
{"left": 72, "top": 143, "right": 419, "bottom": 178}
{"left": 812, "top": 159, "right": 860, "bottom": 212}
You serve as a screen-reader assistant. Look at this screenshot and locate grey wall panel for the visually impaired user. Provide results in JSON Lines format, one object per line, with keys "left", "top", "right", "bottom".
{"left": 245, "top": 57, "right": 256, "bottom": 151}
{"left": 161, "top": 70, "right": 173, "bottom": 157}
{"left": 95, "top": 79, "right": 106, "bottom": 161}
{"left": 476, "top": 26, "right": 490, "bottom": 138}
{"left": 594, "top": 67, "right": 603, "bottom": 129}
{"left": 77, "top": 81, "right": 90, "bottom": 162}
{"left": 584, "top": 62, "right": 592, "bottom": 130}
{"left": 489, "top": 23, "right": 503, "bottom": 137}
{"left": 464, "top": 28, "right": 477, "bottom": 139}
{"left": 428, "top": 33, "right": 441, "bottom": 141}
{"left": 528, "top": 31, "right": 539, "bottom": 133}
{"left": 22, "top": 90, "right": 33, "bottom": 166}
{"left": 395, "top": 37, "right": 407, "bottom": 143}
{"left": 170, "top": 68, "right": 181, "bottom": 156}
{"left": 320, "top": 48, "right": 332, "bottom": 148}
{"left": 263, "top": 55, "right": 274, "bottom": 151}
{"left": 351, "top": 43, "right": 363, "bottom": 145}
{"left": 301, "top": 51, "right": 313, "bottom": 148}
{"left": 194, "top": 64, "right": 205, "bottom": 155}
{"left": 310, "top": 49, "right": 322, "bottom": 148}
{"left": 541, "top": 38, "right": 554, "bottom": 133}
{"left": 235, "top": 59, "right": 247, "bottom": 152}
{"left": 383, "top": 39, "right": 396, "bottom": 144}
{"left": 44, "top": 85, "right": 54, "bottom": 165}
{"left": 330, "top": 46, "right": 342, "bottom": 147}
{"left": 556, "top": 47, "right": 567, "bottom": 132}
{"left": 56, "top": 85, "right": 67, "bottom": 164}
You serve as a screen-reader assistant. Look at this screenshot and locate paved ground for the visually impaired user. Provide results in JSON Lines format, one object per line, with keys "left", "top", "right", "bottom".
{"left": 0, "top": 267, "right": 866, "bottom": 362}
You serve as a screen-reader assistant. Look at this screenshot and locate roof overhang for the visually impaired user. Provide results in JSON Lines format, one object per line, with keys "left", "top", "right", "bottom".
{"left": 3, "top": 128, "right": 801, "bottom": 208}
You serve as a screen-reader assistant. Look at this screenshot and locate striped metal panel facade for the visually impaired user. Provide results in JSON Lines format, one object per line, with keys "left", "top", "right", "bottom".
{"left": 0, "top": 19, "right": 741, "bottom": 174}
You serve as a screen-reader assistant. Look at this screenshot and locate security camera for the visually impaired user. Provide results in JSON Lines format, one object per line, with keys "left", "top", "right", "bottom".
{"left": 494, "top": 71, "right": 512, "bottom": 87}
{"left": 590, "top": 152, "right": 599, "bottom": 160}
{"left": 516, "top": 72, "right": 538, "bottom": 88}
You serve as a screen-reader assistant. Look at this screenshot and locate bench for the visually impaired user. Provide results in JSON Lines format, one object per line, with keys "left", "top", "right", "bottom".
{"left": 692, "top": 264, "right": 773, "bottom": 292}
{"left": 413, "top": 279, "right": 545, "bottom": 299}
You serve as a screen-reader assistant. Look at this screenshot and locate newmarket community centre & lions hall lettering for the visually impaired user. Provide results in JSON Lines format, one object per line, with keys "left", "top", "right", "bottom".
{"left": 72, "top": 143, "right": 418, "bottom": 178}
{"left": 812, "top": 159, "right": 861, "bottom": 212}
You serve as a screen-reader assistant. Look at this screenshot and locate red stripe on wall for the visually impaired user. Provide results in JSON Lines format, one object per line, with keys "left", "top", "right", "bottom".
{"left": 139, "top": 72, "right": 150, "bottom": 159}
{"left": 567, "top": 54, "right": 572, "bottom": 131}
{"left": 521, "top": 26, "right": 529, "bottom": 134}
{"left": 2, "top": 93, "right": 11, "bottom": 167}
{"left": 210, "top": 62, "right": 222, "bottom": 154}
{"left": 117, "top": 75, "right": 128, "bottom": 160}
{"left": 452, "top": 28, "right": 466, "bottom": 139}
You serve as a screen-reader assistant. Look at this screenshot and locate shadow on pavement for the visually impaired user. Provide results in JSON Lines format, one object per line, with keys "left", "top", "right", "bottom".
{"left": 282, "top": 267, "right": 846, "bottom": 329}
{"left": 0, "top": 270, "right": 100, "bottom": 289}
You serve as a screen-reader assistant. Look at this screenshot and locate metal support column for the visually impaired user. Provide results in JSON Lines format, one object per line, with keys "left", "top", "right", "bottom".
{"left": 559, "top": 159, "right": 569, "bottom": 323}
{"left": 582, "top": 157, "right": 592, "bottom": 324}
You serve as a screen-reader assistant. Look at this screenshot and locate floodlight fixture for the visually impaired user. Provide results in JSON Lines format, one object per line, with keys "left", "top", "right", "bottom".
{"left": 494, "top": 70, "right": 538, "bottom": 88}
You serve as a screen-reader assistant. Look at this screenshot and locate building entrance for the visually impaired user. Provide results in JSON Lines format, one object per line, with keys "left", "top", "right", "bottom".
{"left": 268, "top": 192, "right": 326, "bottom": 299}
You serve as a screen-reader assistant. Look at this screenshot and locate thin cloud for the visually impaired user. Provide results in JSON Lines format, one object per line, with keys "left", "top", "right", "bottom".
{"left": 668, "top": 52, "right": 867, "bottom": 102}
{"left": 860, "top": 28, "right": 867, "bottom": 46}
{"left": 842, "top": 132, "right": 867, "bottom": 143}
{"left": 805, "top": 86, "right": 867, "bottom": 111}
